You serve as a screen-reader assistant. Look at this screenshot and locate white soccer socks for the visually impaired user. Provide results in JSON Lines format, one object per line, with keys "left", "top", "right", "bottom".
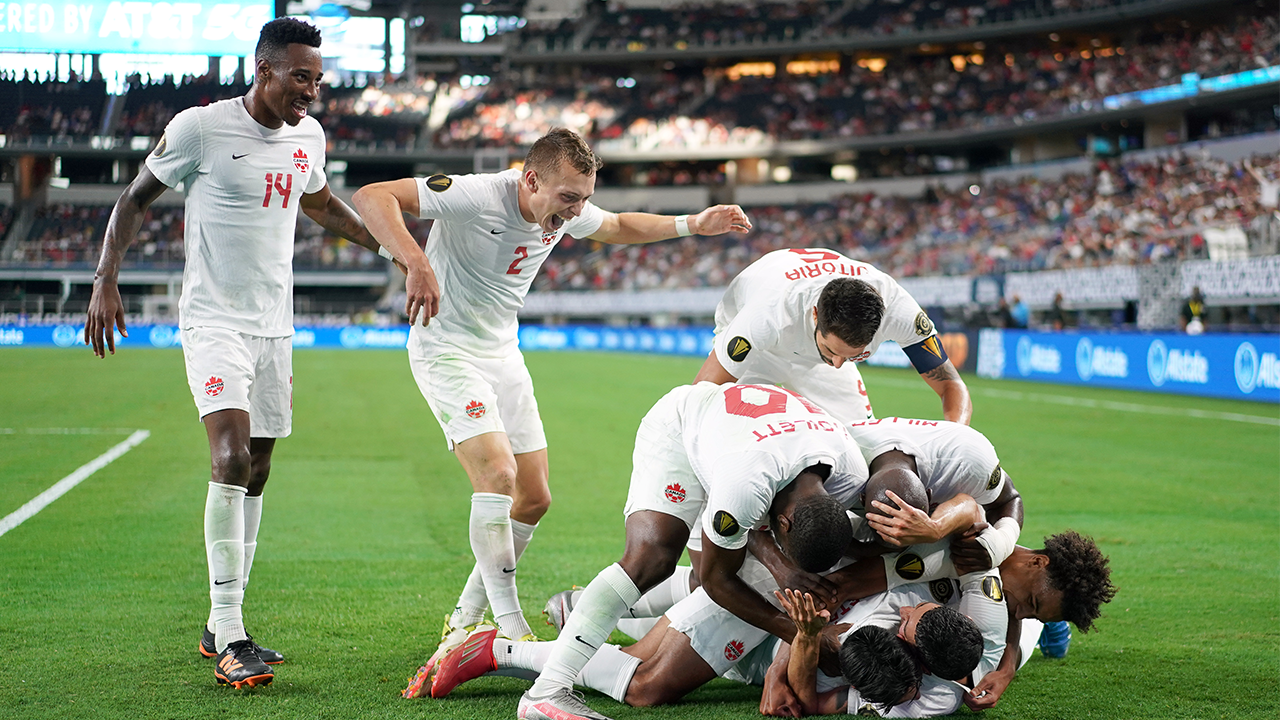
{"left": 528, "top": 563, "right": 641, "bottom": 699}
{"left": 469, "top": 493, "right": 533, "bottom": 640}
{"left": 206, "top": 492, "right": 264, "bottom": 635}
{"left": 498, "top": 638, "right": 641, "bottom": 703}
{"left": 451, "top": 516, "right": 538, "bottom": 630}
{"left": 627, "top": 564, "right": 693, "bottom": 618}
{"left": 204, "top": 482, "right": 248, "bottom": 651}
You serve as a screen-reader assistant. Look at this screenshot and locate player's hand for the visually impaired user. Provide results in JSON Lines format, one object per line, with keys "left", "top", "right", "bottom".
{"left": 771, "top": 565, "right": 840, "bottom": 610}
{"left": 760, "top": 655, "right": 803, "bottom": 718}
{"left": 964, "top": 667, "right": 1013, "bottom": 711}
{"left": 691, "top": 204, "right": 752, "bottom": 236}
{"left": 776, "top": 589, "right": 829, "bottom": 639}
{"left": 405, "top": 261, "right": 440, "bottom": 326}
{"left": 951, "top": 522, "right": 993, "bottom": 575}
{"left": 84, "top": 277, "right": 127, "bottom": 358}
{"left": 867, "top": 490, "right": 941, "bottom": 547}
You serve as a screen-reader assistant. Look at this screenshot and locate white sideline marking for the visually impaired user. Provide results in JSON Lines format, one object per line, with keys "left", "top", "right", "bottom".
{"left": 868, "top": 377, "right": 1280, "bottom": 426}
{"left": 0, "top": 429, "right": 150, "bottom": 539}
{"left": 0, "top": 428, "right": 138, "bottom": 435}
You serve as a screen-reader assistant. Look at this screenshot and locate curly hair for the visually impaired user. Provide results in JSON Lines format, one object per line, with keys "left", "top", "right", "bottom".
{"left": 815, "top": 278, "right": 884, "bottom": 349}
{"left": 256, "top": 17, "right": 322, "bottom": 68}
{"left": 1042, "top": 530, "right": 1117, "bottom": 632}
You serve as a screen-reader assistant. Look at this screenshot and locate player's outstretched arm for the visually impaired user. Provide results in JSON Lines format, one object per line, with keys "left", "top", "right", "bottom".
{"left": 700, "top": 536, "right": 794, "bottom": 641}
{"left": 964, "top": 607, "right": 1022, "bottom": 711}
{"left": 919, "top": 360, "right": 973, "bottom": 425}
{"left": 588, "top": 204, "right": 751, "bottom": 245}
{"left": 777, "top": 589, "right": 829, "bottom": 715}
{"left": 351, "top": 179, "right": 439, "bottom": 326}
{"left": 300, "top": 184, "right": 398, "bottom": 267}
{"left": 85, "top": 167, "right": 169, "bottom": 358}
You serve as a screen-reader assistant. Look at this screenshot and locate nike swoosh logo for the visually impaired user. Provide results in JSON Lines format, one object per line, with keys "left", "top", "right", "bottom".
{"left": 502, "top": 567, "right": 516, "bottom": 574}
{"left": 213, "top": 579, "right": 236, "bottom": 586}
{"left": 574, "top": 635, "right": 596, "bottom": 649}
{"left": 232, "top": 153, "right": 249, "bottom": 160}
{"left": 490, "top": 229, "right": 504, "bottom": 234}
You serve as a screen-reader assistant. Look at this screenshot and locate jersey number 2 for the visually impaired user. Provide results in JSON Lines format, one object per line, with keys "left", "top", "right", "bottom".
{"left": 506, "top": 246, "right": 529, "bottom": 275}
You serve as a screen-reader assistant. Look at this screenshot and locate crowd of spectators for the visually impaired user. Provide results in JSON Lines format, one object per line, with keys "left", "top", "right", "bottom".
{"left": 533, "top": 152, "right": 1280, "bottom": 291}
{"left": 4, "top": 153, "right": 1276, "bottom": 290}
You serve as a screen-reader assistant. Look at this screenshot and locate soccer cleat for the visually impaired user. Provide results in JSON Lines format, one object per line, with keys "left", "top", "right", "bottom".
{"left": 402, "top": 663, "right": 434, "bottom": 699}
{"left": 200, "top": 627, "right": 285, "bottom": 664}
{"left": 1038, "top": 620, "right": 1072, "bottom": 658}
{"left": 214, "top": 639, "right": 274, "bottom": 689}
{"left": 404, "top": 614, "right": 492, "bottom": 696}
{"left": 431, "top": 627, "right": 499, "bottom": 698}
{"left": 542, "top": 587, "right": 580, "bottom": 633}
{"left": 518, "top": 688, "right": 613, "bottom": 720}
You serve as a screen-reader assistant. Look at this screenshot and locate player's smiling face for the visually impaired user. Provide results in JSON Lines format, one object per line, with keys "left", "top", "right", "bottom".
{"left": 258, "top": 43, "right": 323, "bottom": 128}
{"left": 526, "top": 160, "right": 596, "bottom": 234}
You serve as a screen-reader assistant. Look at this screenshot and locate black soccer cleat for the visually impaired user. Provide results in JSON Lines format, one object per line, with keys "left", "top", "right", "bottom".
{"left": 214, "top": 639, "right": 274, "bottom": 689}
{"left": 200, "top": 627, "right": 284, "bottom": 664}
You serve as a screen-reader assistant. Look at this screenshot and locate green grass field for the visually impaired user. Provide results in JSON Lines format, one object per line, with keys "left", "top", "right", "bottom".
{"left": 1, "top": 348, "right": 1276, "bottom": 720}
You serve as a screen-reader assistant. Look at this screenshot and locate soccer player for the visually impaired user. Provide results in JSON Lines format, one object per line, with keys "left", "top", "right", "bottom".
{"left": 695, "top": 248, "right": 972, "bottom": 426}
{"left": 350, "top": 130, "right": 752, "bottom": 659}
{"left": 506, "top": 381, "right": 865, "bottom": 720}
{"left": 83, "top": 18, "right": 385, "bottom": 689}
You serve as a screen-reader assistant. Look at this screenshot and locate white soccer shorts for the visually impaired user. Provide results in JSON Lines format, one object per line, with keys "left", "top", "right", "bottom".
{"left": 665, "top": 555, "right": 782, "bottom": 676}
{"left": 622, "top": 385, "right": 706, "bottom": 528}
{"left": 181, "top": 326, "right": 292, "bottom": 438}
{"left": 407, "top": 345, "right": 547, "bottom": 454}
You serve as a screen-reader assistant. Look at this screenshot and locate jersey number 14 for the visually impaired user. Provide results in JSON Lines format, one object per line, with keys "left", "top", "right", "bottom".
{"left": 263, "top": 173, "right": 294, "bottom": 209}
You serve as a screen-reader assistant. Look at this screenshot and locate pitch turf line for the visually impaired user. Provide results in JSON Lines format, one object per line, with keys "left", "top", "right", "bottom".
{"left": 0, "top": 429, "right": 150, "bottom": 539}
{"left": 870, "top": 375, "right": 1280, "bottom": 425}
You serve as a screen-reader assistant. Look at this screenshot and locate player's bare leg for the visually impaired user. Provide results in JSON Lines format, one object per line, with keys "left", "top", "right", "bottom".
{"left": 522, "top": 511, "right": 688, "bottom": 719}
{"left": 622, "top": 623, "right": 718, "bottom": 706}
{"left": 202, "top": 410, "right": 274, "bottom": 686}
{"left": 451, "top": 432, "right": 536, "bottom": 641}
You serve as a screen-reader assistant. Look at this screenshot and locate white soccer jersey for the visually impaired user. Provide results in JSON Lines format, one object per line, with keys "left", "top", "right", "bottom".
{"left": 409, "top": 169, "right": 606, "bottom": 357}
{"left": 823, "top": 572, "right": 1008, "bottom": 716}
{"left": 713, "top": 248, "right": 940, "bottom": 382}
{"left": 848, "top": 417, "right": 1007, "bottom": 508}
{"left": 676, "top": 382, "right": 868, "bottom": 551}
{"left": 146, "top": 98, "right": 327, "bottom": 337}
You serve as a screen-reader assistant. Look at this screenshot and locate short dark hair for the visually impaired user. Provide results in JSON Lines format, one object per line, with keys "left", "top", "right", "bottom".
{"left": 526, "top": 128, "right": 603, "bottom": 179}
{"left": 256, "top": 17, "right": 322, "bottom": 69}
{"left": 786, "top": 494, "right": 853, "bottom": 573}
{"left": 865, "top": 467, "right": 928, "bottom": 520}
{"left": 840, "top": 626, "right": 921, "bottom": 712}
{"left": 1042, "top": 531, "right": 1117, "bottom": 632}
{"left": 815, "top": 278, "right": 885, "bottom": 349}
{"left": 914, "top": 605, "right": 983, "bottom": 681}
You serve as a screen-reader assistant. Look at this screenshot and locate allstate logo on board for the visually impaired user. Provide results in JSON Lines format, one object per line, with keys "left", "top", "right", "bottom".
{"left": 1147, "top": 340, "right": 1169, "bottom": 386}
{"left": 149, "top": 325, "right": 176, "bottom": 347}
{"left": 51, "top": 324, "right": 79, "bottom": 348}
{"left": 1075, "top": 338, "right": 1095, "bottom": 380}
{"left": 1076, "top": 337, "right": 1128, "bottom": 382}
{"left": 1016, "top": 336, "right": 1033, "bottom": 376}
{"left": 1235, "top": 342, "right": 1280, "bottom": 394}
{"left": 1235, "top": 342, "right": 1259, "bottom": 393}
{"left": 339, "top": 326, "right": 365, "bottom": 348}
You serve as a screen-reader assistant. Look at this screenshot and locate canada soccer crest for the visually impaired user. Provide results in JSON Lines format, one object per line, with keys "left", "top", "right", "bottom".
{"left": 293, "top": 148, "right": 309, "bottom": 173}
{"left": 724, "top": 639, "right": 745, "bottom": 661}
{"left": 204, "top": 376, "right": 225, "bottom": 397}
{"left": 541, "top": 230, "right": 558, "bottom": 246}
{"left": 465, "top": 400, "right": 486, "bottom": 419}
{"left": 664, "top": 483, "right": 687, "bottom": 503}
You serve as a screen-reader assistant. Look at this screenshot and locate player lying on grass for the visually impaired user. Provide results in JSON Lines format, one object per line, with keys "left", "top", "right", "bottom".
{"left": 422, "top": 531, "right": 1112, "bottom": 718}
{"left": 84, "top": 18, "right": 385, "bottom": 690}
{"left": 432, "top": 381, "right": 867, "bottom": 720}
{"left": 353, "top": 129, "right": 751, "bottom": 664}
{"left": 615, "top": 416, "right": 1025, "bottom": 651}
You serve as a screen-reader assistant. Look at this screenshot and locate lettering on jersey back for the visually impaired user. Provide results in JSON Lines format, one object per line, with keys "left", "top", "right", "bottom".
{"left": 263, "top": 172, "right": 294, "bottom": 209}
